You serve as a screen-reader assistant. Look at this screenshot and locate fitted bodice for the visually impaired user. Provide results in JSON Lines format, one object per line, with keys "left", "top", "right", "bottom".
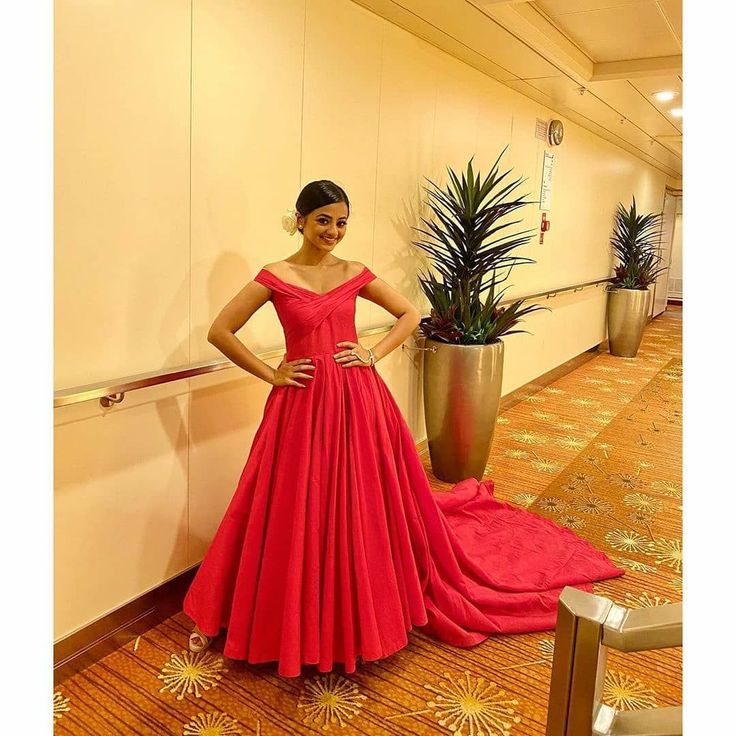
{"left": 253, "top": 266, "right": 377, "bottom": 361}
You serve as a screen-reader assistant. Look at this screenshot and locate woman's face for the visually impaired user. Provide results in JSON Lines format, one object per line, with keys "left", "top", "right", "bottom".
{"left": 298, "top": 202, "right": 349, "bottom": 253}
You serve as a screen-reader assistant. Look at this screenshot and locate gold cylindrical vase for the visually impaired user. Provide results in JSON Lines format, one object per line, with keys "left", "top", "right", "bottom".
{"left": 606, "top": 287, "right": 651, "bottom": 357}
{"left": 422, "top": 338, "right": 504, "bottom": 482}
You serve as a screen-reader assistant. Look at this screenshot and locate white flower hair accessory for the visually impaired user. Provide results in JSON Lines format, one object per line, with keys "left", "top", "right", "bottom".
{"left": 281, "top": 208, "right": 299, "bottom": 236}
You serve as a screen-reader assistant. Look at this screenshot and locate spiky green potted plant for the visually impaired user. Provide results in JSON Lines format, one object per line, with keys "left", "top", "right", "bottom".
{"left": 607, "top": 197, "right": 666, "bottom": 357}
{"left": 411, "top": 151, "right": 547, "bottom": 482}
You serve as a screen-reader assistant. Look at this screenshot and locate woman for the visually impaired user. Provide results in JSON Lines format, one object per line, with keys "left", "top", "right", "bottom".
{"left": 183, "top": 180, "right": 624, "bottom": 678}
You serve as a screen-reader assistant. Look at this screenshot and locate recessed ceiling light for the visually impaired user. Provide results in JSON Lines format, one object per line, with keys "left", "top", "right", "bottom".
{"left": 653, "top": 90, "right": 676, "bottom": 102}
{"left": 670, "top": 108, "right": 683, "bottom": 118}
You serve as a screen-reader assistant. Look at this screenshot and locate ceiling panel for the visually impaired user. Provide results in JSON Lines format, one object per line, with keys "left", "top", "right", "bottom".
{"left": 580, "top": 33, "right": 679, "bottom": 63}
{"left": 587, "top": 79, "right": 681, "bottom": 136}
{"left": 630, "top": 75, "right": 682, "bottom": 133}
{"left": 629, "top": 74, "right": 682, "bottom": 97}
{"left": 545, "top": 2, "right": 680, "bottom": 61}
{"left": 657, "top": 136, "right": 682, "bottom": 157}
{"left": 657, "top": 0, "right": 682, "bottom": 45}
{"left": 439, "top": 7, "right": 564, "bottom": 79}
{"left": 535, "top": 0, "right": 646, "bottom": 12}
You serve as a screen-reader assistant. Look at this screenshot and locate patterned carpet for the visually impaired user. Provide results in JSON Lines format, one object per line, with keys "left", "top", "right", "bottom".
{"left": 54, "top": 307, "right": 682, "bottom": 735}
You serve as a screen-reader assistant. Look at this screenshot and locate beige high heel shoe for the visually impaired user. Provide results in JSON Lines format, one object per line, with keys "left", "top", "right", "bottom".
{"left": 188, "top": 625, "right": 212, "bottom": 653}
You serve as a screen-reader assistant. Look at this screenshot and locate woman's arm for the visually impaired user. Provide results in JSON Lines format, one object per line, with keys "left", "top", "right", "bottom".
{"left": 207, "top": 280, "right": 277, "bottom": 384}
{"left": 358, "top": 270, "right": 422, "bottom": 362}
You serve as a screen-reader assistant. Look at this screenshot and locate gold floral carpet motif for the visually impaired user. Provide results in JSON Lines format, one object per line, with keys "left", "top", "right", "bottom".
{"left": 54, "top": 308, "right": 682, "bottom": 735}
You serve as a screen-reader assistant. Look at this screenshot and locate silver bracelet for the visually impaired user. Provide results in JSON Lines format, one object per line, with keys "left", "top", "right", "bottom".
{"left": 353, "top": 347, "right": 376, "bottom": 366}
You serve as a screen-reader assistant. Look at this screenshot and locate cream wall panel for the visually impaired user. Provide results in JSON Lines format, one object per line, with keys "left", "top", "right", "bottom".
{"left": 190, "top": 0, "right": 305, "bottom": 364}
{"left": 535, "top": 124, "right": 623, "bottom": 286}
{"left": 301, "top": 0, "right": 383, "bottom": 270}
{"left": 501, "top": 315, "right": 547, "bottom": 395}
{"left": 507, "top": 91, "right": 546, "bottom": 296}
{"left": 473, "top": 77, "right": 515, "bottom": 172}
{"left": 500, "top": 289, "right": 608, "bottom": 396}
{"left": 543, "top": 291, "right": 608, "bottom": 371}
{"left": 508, "top": 88, "right": 546, "bottom": 186}
{"left": 187, "top": 368, "right": 277, "bottom": 563}
{"left": 344, "top": 24, "right": 429, "bottom": 378}
{"left": 429, "top": 52, "right": 483, "bottom": 184}
{"left": 54, "top": 384, "right": 189, "bottom": 640}
{"left": 55, "top": 0, "right": 191, "bottom": 390}
{"left": 371, "top": 21, "right": 438, "bottom": 323}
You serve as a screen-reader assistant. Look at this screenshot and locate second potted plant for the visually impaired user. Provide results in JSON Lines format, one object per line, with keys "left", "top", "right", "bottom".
{"left": 607, "top": 197, "right": 666, "bottom": 357}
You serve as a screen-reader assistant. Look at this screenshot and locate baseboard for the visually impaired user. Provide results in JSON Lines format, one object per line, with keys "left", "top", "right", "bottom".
{"left": 498, "top": 341, "right": 604, "bottom": 414}
{"left": 54, "top": 568, "right": 197, "bottom": 685}
{"left": 53, "top": 338, "right": 607, "bottom": 683}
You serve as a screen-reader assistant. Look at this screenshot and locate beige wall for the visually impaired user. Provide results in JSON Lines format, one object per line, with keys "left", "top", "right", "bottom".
{"left": 55, "top": 0, "right": 675, "bottom": 640}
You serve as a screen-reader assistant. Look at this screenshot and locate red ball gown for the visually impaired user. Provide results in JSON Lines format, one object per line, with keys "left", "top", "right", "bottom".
{"left": 183, "top": 265, "right": 624, "bottom": 677}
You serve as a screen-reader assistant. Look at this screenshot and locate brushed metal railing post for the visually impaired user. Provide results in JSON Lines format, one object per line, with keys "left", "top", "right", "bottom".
{"left": 546, "top": 587, "right": 614, "bottom": 736}
{"left": 545, "top": 587, "right": 682, "bottom": 736}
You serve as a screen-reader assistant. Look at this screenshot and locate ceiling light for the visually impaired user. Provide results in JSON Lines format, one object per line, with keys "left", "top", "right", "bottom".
{"left": 653, "top": 90, "right": 676, "bottom": 102}
{"left": 670, "top": 108, "right": 683, "bottom": 118}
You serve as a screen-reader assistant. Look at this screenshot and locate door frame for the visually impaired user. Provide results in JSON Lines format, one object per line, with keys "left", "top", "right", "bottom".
{"left": 652, "top": 185, "right": 683, "bottom": 317}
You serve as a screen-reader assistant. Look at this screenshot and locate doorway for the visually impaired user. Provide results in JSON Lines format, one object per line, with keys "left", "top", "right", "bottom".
{"left": 652, "top": 186, "right": 683, "bottom": 317}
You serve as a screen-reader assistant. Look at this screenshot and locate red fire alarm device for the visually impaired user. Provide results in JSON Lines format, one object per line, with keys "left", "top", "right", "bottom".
{"left": 540, "top": 212, "right": 551, "bottom": 244}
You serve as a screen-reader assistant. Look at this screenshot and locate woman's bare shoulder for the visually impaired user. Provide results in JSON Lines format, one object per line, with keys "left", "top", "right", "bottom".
{"left": 347, "top": 260, "right": 369, "bottom": 275}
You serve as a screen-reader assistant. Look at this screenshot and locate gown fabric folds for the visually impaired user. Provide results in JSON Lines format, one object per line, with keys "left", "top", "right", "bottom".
{"left": 183, "top": 265, "right": 624, "bottom": 677}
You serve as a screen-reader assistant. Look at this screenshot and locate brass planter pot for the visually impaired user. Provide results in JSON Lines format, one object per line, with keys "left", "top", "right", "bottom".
{"left": 422, "top": 338, "right": 504, "bottom": 483}
{"left": 606, "top": 287, "right": 651, "bottom": 357}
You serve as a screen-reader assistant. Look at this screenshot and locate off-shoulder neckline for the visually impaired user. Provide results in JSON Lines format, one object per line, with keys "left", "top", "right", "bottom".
{"left": 257, "top": 265, "right": 370, "bottom": 297}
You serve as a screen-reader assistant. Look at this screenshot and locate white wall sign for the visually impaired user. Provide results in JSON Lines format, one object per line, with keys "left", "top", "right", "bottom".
{"left": 540, "top": 150, "right": 554, "bottom": 211}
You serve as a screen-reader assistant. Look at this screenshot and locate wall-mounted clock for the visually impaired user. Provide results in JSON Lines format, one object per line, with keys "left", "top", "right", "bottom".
{"left": 548, "top": 119, "right": 564, "bottom": 146}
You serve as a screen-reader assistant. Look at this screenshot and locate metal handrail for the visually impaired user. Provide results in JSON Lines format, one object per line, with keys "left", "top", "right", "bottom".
{"left": 53, "top": 324, "right": 391, "bottom": 409}
{"left": 54, "top": 276, "right": 611, "bottom": 408}
{"left": 510, "top": 277, "right": 611, "bottom": 302}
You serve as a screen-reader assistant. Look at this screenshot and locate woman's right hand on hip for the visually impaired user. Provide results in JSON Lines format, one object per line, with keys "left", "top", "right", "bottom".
{"left": 270, "top": 357, "right": 315, "bottom": 388}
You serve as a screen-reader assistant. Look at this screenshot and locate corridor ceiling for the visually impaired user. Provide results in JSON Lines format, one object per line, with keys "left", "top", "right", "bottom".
{"left": 354, "top": 0, "right": 683, "bottom": 178}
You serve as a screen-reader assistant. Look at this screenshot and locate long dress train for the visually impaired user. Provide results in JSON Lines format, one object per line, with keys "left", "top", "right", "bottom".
{"left": 183, "top": 265, "right": 624, "bottom": 677}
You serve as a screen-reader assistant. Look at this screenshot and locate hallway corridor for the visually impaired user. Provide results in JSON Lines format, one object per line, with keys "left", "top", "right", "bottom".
{"left": 54, "top": 308, "right": 682, "bottom": 735}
